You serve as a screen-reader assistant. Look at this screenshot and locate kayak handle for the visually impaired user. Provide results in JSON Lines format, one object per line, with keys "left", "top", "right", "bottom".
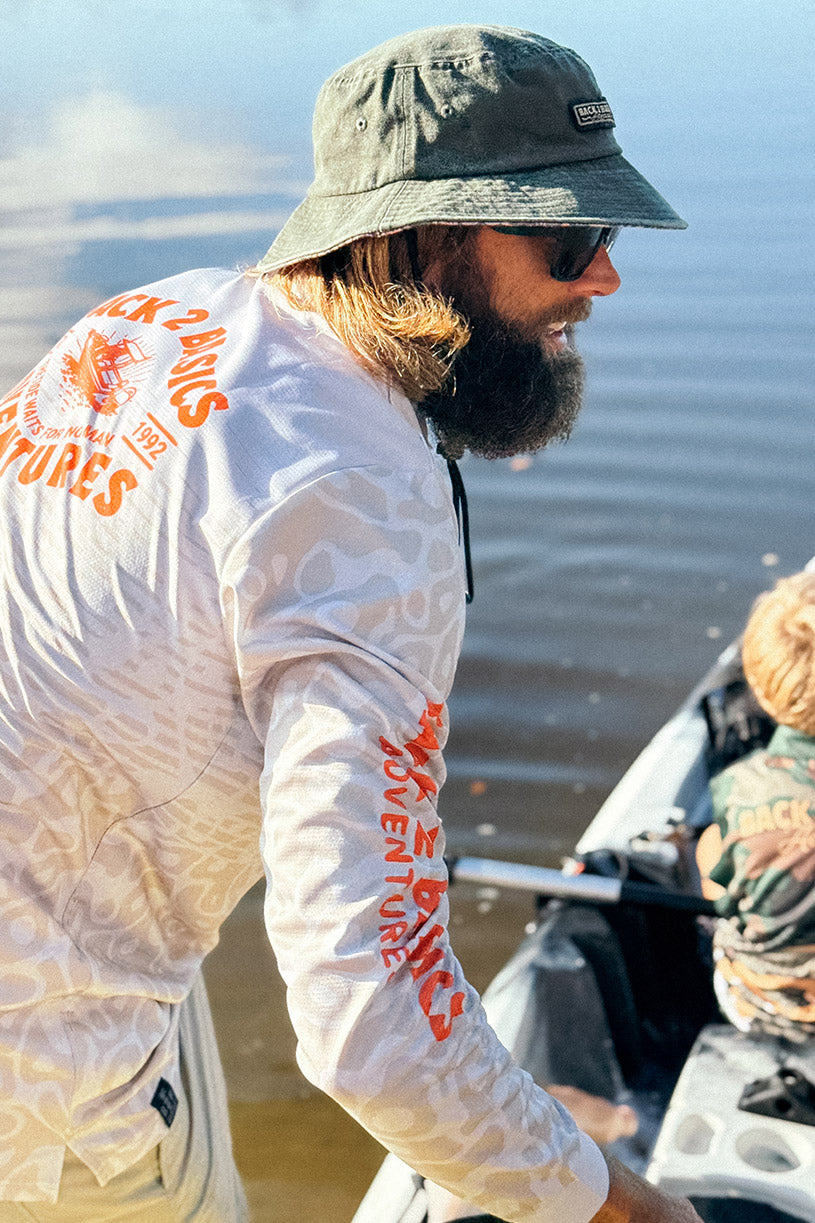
{"left": 447, "top": 855, "right": 715, "bottom": 915}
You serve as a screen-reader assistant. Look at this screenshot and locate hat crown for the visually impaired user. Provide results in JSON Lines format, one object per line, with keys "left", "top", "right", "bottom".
{"left": 310, "top": 25, "right": 621, "bottom": 197}
{"left": 258, "top": 24, "right": 686, "bottom": 275}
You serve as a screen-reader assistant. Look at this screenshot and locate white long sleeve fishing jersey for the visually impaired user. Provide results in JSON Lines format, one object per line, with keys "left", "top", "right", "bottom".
{"left": 0, "top": 267, "right": 607, "bottom": 1219}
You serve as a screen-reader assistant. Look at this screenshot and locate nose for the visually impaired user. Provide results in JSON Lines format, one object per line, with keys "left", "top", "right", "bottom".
{"left": 573, "top": 245, "right": 621, "bottom": 297}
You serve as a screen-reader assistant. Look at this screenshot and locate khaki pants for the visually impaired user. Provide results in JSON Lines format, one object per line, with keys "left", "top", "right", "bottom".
{"left": 0, "top": 975, "right": 248, "bottom": 1221}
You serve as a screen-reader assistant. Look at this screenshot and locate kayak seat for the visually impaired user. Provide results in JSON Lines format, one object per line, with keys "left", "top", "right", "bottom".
{"left": 702, "top": 677, "right": 775, "bottom": 777}
{"left": 480, "top": 903, "right": 638, "bottom": 1101}
{"left": 537, "top": 903, "right": 643, "bottom": 1082}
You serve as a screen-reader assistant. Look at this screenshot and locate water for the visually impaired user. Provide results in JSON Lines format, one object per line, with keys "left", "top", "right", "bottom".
{"left": 1, "top": 0, "right": 813, "bottom": 1217}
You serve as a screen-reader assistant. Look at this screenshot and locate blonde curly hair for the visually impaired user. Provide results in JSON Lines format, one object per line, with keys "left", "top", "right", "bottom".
{"left": 742, "top": 571, "right": 815, "bottom": 735}
{"left": 254, "top": 226, "right": 474, "bottom": 403}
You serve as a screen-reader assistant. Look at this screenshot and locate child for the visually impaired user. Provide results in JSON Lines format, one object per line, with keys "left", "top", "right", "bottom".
{"left": 697, "top": 570, "right": 815, "bottom": 1042}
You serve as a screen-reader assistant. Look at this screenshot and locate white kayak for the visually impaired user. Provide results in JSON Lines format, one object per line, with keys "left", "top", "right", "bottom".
{"left": 353, "top": 638, "right": 815, "bottom": 1223}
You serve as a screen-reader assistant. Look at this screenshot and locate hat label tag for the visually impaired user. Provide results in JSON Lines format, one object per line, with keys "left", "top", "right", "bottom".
{"left": 571, "top": 99, "right": 615, "bottom": 129}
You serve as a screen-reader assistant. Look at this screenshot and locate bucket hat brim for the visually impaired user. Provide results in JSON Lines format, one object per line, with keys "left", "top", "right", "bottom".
{"left": 258, "top": 151, "right": 685, "bottom": 274}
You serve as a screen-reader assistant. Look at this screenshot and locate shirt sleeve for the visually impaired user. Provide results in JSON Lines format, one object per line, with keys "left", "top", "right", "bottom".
{"left": 224, "top": 463, "right": 609, "bottom": 1223}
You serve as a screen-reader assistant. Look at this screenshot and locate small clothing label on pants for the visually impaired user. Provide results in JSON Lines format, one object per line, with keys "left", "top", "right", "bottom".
{"left": 151, "top": 1078, "right": 178, "bottom": 1128}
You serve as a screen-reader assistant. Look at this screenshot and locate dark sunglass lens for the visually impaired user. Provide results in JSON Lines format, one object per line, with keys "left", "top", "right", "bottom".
{"left": 561, "top": 228, "right": 602, "bottom": 280}
{"left": 488, "top": 225, "right": 621, "bottom": 280}
{"left": 552, "top": 227, "right": 620, "bottom": 281}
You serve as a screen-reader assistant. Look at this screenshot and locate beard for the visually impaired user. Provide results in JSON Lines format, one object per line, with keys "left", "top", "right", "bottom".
{"left": 420, "top": 270, "right": 589, "bottom": 461}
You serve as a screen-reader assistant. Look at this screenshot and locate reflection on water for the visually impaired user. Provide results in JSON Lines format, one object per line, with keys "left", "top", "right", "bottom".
{"left": 1, "top": 1, "right": 813, "bottom": 1217}
{"left": 0, "top": 92, "right": 304, "bottom": 210}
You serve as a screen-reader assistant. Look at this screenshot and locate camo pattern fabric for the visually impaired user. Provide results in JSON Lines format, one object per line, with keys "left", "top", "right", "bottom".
{"left": 709, "top": 724, "right": 815, "bottom": 1039}
{"left": 0, "top": 269, "right": 607, "bottom": 1220}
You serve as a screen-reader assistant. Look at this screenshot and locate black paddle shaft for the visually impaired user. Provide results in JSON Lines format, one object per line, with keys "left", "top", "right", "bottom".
{"left": 447, "top": 855, "right": 715, "bottom": 916}
{"left": 617, "top": 877, "right": 715, "bottom": 915}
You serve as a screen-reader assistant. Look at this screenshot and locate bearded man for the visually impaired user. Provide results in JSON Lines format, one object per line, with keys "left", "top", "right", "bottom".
{"left": 0, "top": 23, "right": 700, "bottom": 1223}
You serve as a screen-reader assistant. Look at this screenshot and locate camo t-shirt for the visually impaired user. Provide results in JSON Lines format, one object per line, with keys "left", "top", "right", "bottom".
{"left": 708, "top": 724, "right": 815, "bottom": 1034}
{"left": 709, "top": 724, "right": 815, "bottom": 948}
{"left": 0, "top": 268, "right": 607, "bottom": 1220}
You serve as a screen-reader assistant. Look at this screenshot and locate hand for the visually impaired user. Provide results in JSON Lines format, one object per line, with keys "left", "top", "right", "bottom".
{"left": 589, "top": 1156, "right": 703, "bottom": 1223}
{"left": 546, "top": 1084, "right": 638, "bottom": 1146}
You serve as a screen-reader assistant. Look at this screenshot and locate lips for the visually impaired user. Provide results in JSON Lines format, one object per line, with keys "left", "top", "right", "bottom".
{"left": 540, "top": 300, "right": 591, "bottom": 350}
{"left": 544, "top": 322, "right": 569, "bottom": 350}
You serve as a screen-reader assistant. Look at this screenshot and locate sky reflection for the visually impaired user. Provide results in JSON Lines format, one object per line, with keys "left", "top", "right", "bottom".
{"left": 1, "top": 92, "right": 303, "bottom": 210}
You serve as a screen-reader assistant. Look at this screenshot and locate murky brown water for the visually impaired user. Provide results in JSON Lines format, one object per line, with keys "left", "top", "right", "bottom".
{"left": 1, "top": 1, "right": 813, "bottom": 1218}
{"left": 204, "top": 882, "right": 538, "bottom": 1220}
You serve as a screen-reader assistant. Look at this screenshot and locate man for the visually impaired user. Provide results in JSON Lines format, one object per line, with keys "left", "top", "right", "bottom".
{"left": 0, "top": 23, "right": 700, "bottom": 1223}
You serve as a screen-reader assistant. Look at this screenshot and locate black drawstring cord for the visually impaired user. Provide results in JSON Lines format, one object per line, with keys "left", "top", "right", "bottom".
{"left": 447, "top": 459, "right": 474, "bottom": 604}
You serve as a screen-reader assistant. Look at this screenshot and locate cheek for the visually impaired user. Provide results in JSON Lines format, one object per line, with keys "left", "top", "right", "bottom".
{"left": 491, "top": 273, "right": 572, "bottom": 330}
{"left": 497, "top": 235, "right": 557, "bottom": 278}
{"left": 484, "top": 256, "right": 533, "bottom": 311}
{"left": 484, "top": 248, "right": 561, "bottom": 312}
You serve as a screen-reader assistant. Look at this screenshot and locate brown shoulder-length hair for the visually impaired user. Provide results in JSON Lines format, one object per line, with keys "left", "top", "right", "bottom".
{"left": 253, "top": 227, "right": 474, "bottom": 403}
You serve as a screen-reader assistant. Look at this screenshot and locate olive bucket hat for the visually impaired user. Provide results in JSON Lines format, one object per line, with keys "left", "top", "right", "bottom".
{"left": 258, "top": 24, "right": 686, "bottom": 274}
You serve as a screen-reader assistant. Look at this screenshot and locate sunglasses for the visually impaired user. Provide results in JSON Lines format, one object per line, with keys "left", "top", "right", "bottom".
{"left": 489, "top": 225, "right": 620, "bottom": 282}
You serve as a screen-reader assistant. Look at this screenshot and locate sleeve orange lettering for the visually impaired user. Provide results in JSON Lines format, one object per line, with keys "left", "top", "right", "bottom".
{"left": 413, "top": 821, "right": 440, "bottom": 858}
{"left": 381, "top": 813, "right": 409, "bottom": 835}
{"left": 411, "top": 877, "right": 447, "bottom": 914}
{"left": 384, "top": 839, "right": 413, "bottom": 864}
